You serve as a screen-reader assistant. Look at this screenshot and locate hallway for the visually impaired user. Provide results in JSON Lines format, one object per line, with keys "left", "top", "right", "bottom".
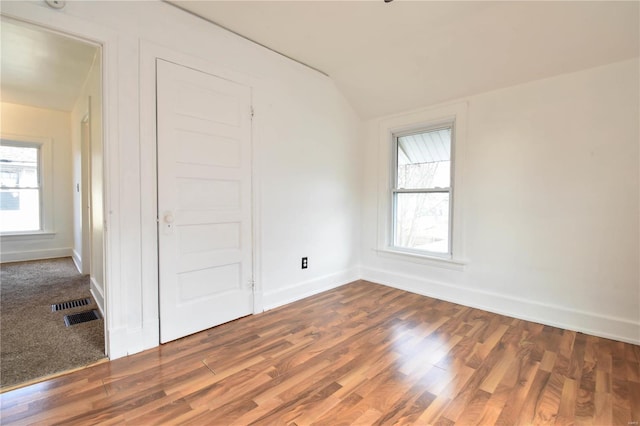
{"left": 0, "top": 257, "right": 105, "bottom": 390}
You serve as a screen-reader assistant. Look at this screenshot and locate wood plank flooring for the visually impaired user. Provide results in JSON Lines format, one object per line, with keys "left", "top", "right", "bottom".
{"left": 1, "top": 280, "right": 639, "bottom": 425}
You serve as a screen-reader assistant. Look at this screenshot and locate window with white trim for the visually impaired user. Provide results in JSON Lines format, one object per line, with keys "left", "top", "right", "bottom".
{"left": 0, "top": 141, "right": 43, "bottom": 233}
{"left": 392, "top": 123, "right": 454, "bottom": 256}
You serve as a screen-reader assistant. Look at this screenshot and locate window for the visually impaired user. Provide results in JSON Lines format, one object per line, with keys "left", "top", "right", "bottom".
{"left": 392, "top": 125, "right": 453, "bottom": 256}
{"left": 0, "top": 141, "right": 44, "bottom": 233}
{"left": 377, "top": 102, "right": 466, "bottom": 269}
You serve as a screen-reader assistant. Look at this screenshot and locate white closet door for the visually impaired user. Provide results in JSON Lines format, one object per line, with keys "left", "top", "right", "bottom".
{"left": 157, "top": 59, "right": 253, "bottom": 343}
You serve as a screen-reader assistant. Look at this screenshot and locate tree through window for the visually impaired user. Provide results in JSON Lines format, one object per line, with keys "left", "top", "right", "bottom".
{"left": 392, "top": 125, "right": 453, "bottom": 256}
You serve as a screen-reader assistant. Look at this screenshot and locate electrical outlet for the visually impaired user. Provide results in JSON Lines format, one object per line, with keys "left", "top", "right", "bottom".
{"left": 301, "top": 257, "right": 308, "bottom": 269}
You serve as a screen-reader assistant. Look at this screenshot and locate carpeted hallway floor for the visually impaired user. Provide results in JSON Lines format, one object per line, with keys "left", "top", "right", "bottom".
{"left": 0, "top": 257, "right": 106, "bottom": 390}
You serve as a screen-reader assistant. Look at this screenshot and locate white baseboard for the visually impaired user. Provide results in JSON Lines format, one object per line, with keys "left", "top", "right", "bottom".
{"left": 71, "top": 249, "right": 82, "bottom": 273}
{"left": 106, "top": 319, "right": 159, "bottom": 360}
{"left": 361, "top": 266, "right": 640, "bottom": 345}
{"left": 0, "top": 247, "right": 73, "bottom": 263}
{"left": 263, "top": 268, "right": 360, "bottom": 311}
{"left": 106, "top": 326, "right": 129, "bottom": 360}
{"left": 88, "top": 263, "right": 640, "bottom": 360}
{"left": 90, "top": 276, "right": 105, "bottom": 317}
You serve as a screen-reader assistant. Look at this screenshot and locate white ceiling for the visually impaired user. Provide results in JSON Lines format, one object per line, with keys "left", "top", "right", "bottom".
{"left": 1, "top": 17, "right": 99, "bottom": 112}
{"left": 169, "top": 0, "right": 640, "bottom": 119}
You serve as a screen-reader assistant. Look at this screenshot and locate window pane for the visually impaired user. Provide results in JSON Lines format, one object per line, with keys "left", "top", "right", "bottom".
{"left": 394, "top": 192, "right": 449, "bottom": 254}
{"left": 0, "top": 145, "right": 39, "bottom": 188}
{"left": 0, "top": 188, "right": 40, "bottom": 232}
{"left": 397, "top": 128, "right": 451, "bottom": 189}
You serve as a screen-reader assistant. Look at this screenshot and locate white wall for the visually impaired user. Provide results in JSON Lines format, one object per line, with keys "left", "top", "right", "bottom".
{"left": 0, "top": 102, "right": 74, "bottom": 262}
{"left": 257, "top": 76, "right": 362, "bottom": 308}
{"left": 362, "top": 58, "right": 640, "bottom": 344}
{"left": 71, "top": 52, "right": 104, "bottom": 313}
{"left": 1, "top": 1, "right": 362, "bottom": 358}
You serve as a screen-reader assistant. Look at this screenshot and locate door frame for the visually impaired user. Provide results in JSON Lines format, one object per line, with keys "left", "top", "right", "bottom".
{"left": 139, "top": 41, "right": 264, "bottom": 345}
{"left": 0, "top": 8, "right": 117, "bottom": 357}
{"left": 80, "top": 113, "right": 92, "bottom": 276}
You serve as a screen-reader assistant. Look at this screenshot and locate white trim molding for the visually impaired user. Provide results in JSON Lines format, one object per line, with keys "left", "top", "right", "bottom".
{"left": 376, "top": 101, "right": 468, "bottom": 270}
{"left": 263, "top": 268, "right": 360, "bottom": 311}
{"left": 0, "top": 133, "right": 54, "bottom": 235}
{"left": 374, "top": 248, "right": 467, "bottom": 271}
{"left": 72, "top": 249, "right": 82, "bottom": 272}
{"left": 361, "top": 266, "right": 640, "bottom": 345}
{"left": 90, "top": 276, "right": 105, "bottom": 317}
{"left": 0, "top": 247, "right": 72, "bottom": 263}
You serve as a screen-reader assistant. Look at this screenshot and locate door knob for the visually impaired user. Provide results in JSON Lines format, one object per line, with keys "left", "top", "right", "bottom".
{"left": 164, "top": 213, "right": 174, "bottom": 223}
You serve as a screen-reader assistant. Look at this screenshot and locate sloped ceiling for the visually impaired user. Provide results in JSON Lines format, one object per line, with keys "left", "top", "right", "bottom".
{"left": 1, "top": 17, "right": 98, "bottom": 112}
{"left": 168, "top": 1, "right": 639, "bottom": 119}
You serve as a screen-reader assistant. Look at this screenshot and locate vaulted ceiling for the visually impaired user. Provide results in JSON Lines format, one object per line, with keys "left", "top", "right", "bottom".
{"left": 169, "top": 1, "right": 640, "bottom": 119}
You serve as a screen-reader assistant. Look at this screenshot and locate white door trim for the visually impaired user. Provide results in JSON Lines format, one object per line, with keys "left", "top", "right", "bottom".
{"left": 139, "top": 41, "right": 264, "bottom": 346}
{"left": 81, "top": 114, "right": 92, "bottom": 277}
{"left": 0, "top": 4, "right": 118, "bottom": 358}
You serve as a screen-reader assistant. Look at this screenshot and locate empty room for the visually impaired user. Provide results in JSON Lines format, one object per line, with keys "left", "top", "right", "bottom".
{"left": 0, "top": 0, "right": 638, "bottom": 425}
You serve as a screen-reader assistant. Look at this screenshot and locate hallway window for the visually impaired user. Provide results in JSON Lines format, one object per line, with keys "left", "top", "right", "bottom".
{"left": 0, "top": 141, "right": 42, "bottom": 232}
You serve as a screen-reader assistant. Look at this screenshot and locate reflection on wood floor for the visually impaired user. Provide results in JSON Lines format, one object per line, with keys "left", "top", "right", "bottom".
{"left": 1, "top": 280, "right": 639, "bottom": 424}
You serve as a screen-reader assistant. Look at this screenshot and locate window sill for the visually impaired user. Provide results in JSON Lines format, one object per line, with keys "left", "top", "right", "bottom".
{"left": 375, "top": 248, "right": 467, "bottom": 271}
{"left": 0, "top": 231, "right": 56, "bottom": 241}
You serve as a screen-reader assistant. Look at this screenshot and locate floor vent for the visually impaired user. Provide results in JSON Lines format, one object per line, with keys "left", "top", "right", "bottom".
{"left": 64, "top": 310, "right": 101, "bottom": 327}
{"left": 52, "top": 298, "right": 92, "bottom": 312}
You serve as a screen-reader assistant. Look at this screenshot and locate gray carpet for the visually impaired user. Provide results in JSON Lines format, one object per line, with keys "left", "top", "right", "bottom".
{"left": 0, "top": 257, "right": 105, "bottom": 389}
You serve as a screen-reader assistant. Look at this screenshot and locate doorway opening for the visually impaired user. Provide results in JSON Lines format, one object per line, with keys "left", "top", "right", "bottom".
{"left": 0, "top": 16, "right": 106, "bottom": 390}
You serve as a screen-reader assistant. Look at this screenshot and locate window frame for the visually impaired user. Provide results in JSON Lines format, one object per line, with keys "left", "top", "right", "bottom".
{"left": 391, "top": 122, "right": 455, "bottom": 258}
{"left": 376, "top": 101, "right": 467, "bottom": 270}
{"left": 0, "top": 134, "right": 53, "bottom": 236}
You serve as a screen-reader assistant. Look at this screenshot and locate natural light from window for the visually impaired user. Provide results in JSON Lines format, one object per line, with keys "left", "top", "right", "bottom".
{"left": 393, "top": 127, "right": 452, "bottom": 255}
{"left": 0, "top": 144, "right": 41, "bottom": 233}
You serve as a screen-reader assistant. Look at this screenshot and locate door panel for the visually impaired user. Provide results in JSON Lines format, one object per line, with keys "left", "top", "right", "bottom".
{"left": 157, "top": 59, "right": 253, "bottom": 344}
{"left": 174, "top": 130, "right": 241, "bottom": 168}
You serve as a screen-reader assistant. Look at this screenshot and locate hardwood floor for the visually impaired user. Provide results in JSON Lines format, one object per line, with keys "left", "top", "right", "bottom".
{"left": 1, "top": 280, "right": 638, "bottom": 425}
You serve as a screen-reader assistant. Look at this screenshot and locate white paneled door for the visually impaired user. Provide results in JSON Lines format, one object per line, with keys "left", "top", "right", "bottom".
{"left": 157, "top": 59, "right": 253, "bottom": 343}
